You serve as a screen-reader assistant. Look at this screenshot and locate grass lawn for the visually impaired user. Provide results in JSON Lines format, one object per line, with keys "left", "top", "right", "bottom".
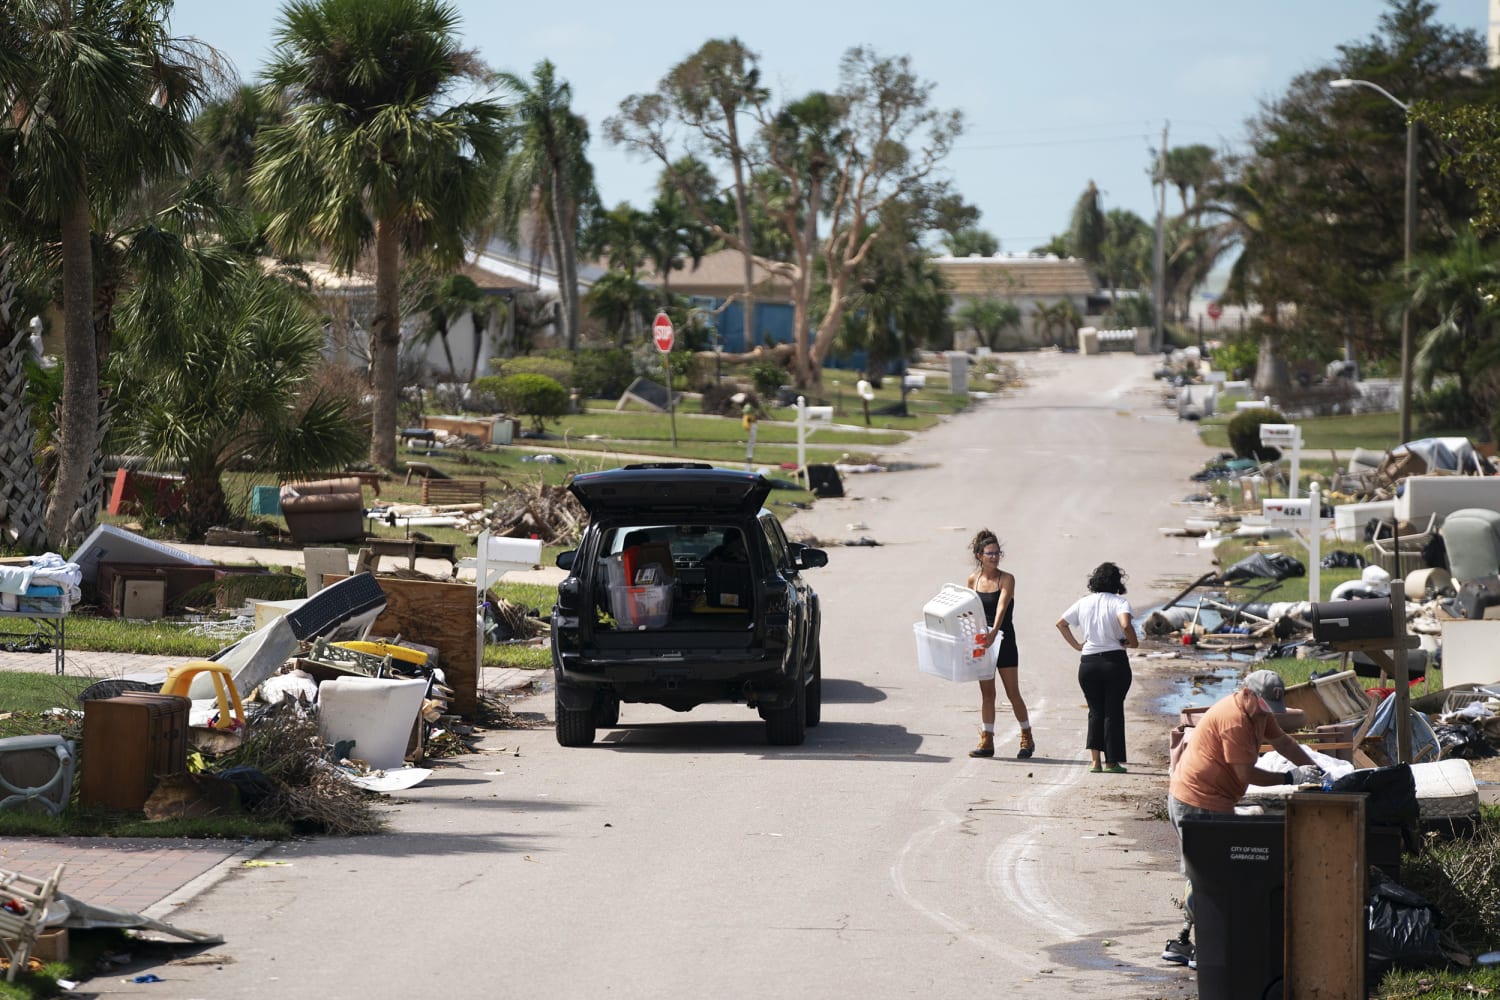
{"left": 1196, "top": 407, "right": 1472, "bottom": 455}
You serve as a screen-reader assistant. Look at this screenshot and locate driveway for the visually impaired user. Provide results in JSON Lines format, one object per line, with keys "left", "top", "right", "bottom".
{"left": 105, "top": 351, "right": 1208, "bottom": 999}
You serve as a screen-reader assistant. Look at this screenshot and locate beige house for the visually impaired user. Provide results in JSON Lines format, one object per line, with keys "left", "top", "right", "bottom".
{"left": 933, "top": 253, "right": 1100, "bottom": 349}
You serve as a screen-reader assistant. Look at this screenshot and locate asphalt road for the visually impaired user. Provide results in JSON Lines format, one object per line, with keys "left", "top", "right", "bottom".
{"left": 133, "top": 351, "right": 1211, "bottom": 999}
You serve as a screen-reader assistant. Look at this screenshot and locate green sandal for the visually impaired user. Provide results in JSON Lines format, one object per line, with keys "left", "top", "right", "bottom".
{"left": 1103, "top": 764, "right": 1128, "bottom": 774}
{"left": 1088, "top": 765, "right": 1103, "bottom": 773}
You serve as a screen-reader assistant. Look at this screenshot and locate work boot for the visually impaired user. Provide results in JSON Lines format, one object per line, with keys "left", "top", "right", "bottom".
{"left": 1017, "top": 729, "right": 1035, "bottom": 759}
{"left": 968, "top": 731, "right": 995, "bottom": 758}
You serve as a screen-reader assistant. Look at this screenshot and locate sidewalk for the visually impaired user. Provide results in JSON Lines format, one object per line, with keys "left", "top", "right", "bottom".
{"left": 0, "top": 655, "right": 541, "bottom": 919}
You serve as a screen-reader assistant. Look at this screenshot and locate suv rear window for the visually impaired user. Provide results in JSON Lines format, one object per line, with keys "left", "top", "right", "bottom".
{"left": 592, "top": 523, "right": 756, "bottom": 627}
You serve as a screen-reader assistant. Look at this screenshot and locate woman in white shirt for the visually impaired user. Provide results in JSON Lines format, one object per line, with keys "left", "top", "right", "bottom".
{"left": 1055, "top": 562, "right": 1138, "bottom": 773}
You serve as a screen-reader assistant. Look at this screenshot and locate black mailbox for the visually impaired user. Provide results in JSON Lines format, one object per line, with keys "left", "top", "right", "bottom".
{"left": 1309, "top": 597, "right": 1393, "bottom": 643}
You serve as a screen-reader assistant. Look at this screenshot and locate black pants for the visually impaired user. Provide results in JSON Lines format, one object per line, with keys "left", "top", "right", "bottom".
{"left": 1078, "top": 650, "right": 1132, "bottom": 763}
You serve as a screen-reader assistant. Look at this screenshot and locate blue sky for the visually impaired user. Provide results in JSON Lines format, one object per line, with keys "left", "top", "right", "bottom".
{"left": 172, "top": 0, "right": 1486, "bottom": 254}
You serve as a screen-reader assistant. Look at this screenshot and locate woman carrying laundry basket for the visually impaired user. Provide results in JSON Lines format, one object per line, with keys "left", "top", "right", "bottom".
{"left": 965, "top": 529, "right": 1033, "bottom": 759}
{"left": 1055, "top": 561, "right": 1138, "bottom": 773}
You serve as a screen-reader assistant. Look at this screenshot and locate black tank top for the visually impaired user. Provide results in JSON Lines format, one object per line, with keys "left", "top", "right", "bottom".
{"left": 977, "top": 587, "right": 1014, "bottom": 633}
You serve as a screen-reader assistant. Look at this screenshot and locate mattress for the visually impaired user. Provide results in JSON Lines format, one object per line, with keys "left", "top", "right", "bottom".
{"left": 1236, "top": 757, "right": 1477, "bottom": 822}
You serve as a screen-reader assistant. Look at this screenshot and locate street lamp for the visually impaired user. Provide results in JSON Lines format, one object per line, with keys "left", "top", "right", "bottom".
{"left": 1330, "top": 77, "right": 1416, "bottom": 444}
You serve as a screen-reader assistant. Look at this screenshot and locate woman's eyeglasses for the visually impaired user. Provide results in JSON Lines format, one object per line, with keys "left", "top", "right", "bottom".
{"left": 981, "top": 550, "right": 1001, "bottom": 558}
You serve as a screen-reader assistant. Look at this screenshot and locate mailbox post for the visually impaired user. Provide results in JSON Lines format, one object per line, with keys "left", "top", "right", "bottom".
{"left": 1263, "top": 485, "right": 1325, "bottom": 603}
{"left": 1259, "top": 422, "right": 1302, "bottom": 498}
{"left": 1307, "top": 579, "right": 1418, "bottom": 763}
{"left": 795, "top": 396, "right": 834, "bottom": 489}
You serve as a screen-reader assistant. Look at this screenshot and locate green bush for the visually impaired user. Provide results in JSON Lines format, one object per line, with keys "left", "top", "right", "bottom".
{"left": 472, "top": 373, "right": 569, "bottom": 433}
{"left": 570, "top": 347, "right": 635, "bottom": 399}
{"left": 1210, "top": 332, "right": 1258, "bottom": 380}
{"left": 749, "top": 361, "right": 785, "bottom": 398}
{"left": 1227, "top": 406, "right": 1286, "bottom": 461}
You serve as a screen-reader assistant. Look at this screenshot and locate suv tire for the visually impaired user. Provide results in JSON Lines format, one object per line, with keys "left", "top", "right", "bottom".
{"left": 805, "top": 646, "right": 822, "bottom": 728}
{"left": 764, "top": 664, "right": 807, "bottom": 746}
{"left": 597, "top": 693, "right": 621, "bottom": 729}
{"left": 556, "top": 687, "right": 598, "bottom": 747}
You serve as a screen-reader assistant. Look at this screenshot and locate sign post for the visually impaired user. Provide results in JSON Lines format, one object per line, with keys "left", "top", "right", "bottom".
{"left": 653, "top": 312, "right": 677, "bottom": 448}
{"left": 1206, "top": 300, "right": 1223, "bottom": 323}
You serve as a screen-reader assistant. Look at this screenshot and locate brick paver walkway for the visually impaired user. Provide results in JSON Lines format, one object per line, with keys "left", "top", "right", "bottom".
{"left": 0, "top": 837, "right": 257, "bottom": 916}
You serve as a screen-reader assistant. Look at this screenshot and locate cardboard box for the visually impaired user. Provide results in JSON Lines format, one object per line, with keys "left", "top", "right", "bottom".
{"left": 32, "top": 928, "right": 68, "bottom": 963}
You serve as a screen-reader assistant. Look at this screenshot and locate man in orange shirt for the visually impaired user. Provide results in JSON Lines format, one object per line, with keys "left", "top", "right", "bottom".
{"left": 1160, "top": 670, "right": 1323, "bottom": 968}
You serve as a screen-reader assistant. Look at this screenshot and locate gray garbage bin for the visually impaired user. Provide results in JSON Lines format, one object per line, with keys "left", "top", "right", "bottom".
{"left": 1181, "top": 815, "right": 1284, "bottom": 1000}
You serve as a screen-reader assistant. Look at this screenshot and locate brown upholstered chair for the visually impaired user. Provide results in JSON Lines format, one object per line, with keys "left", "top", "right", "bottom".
{"left": 279, "top": 477, "right": 366, "bottom": 544}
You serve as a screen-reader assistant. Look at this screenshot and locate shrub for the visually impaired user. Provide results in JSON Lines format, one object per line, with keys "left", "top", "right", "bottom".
{"left": 472, "top": 373, "right": 569, "bottom": 433}
{"left": 1210, "top": 333, "right": 1258, "bottom": 381}
{"left": 749, "top": 361, "right": 785, "bottom": 398}
{"left": 1227, "top": 406, "right": 1286, "bottom": 461}
{"left": 570, "top": 347, "right": 635, "bottom": 400}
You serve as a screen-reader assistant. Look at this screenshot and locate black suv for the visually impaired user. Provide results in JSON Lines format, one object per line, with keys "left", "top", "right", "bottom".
{"left": 550, "top": 464, "right": 827, "bottom": 746}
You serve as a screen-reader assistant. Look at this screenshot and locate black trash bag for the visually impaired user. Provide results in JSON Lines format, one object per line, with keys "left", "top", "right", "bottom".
{"left": 1432, "top": 723, "right": 1497, "bottom": 760}
{"left": 217, "top": 766, "right": 278, "bottom": 812}
{"left": 1422, "top": 533, "right": 1448, "bottom": 571}
{"left": 1366, "top": 868, "right": 1449, "bottom": 982}
{"left": 1328, "top": 764, "right": 1420, "bottom": 838}
{"left": 1321, "top": 549, "right": 1367, "bottom": 569}
{"left": 1218, "top": 551, "right": 1306, "bottom": 583}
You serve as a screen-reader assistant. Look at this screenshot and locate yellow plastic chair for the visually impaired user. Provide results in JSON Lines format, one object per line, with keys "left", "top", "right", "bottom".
{"left": 160, "top": 661, "right": 246, "bottom": 731}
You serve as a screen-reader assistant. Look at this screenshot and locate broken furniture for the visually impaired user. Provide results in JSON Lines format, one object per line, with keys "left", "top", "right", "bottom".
{"left": 1363, "top": 512, "right": 1437, "bottom": 576}
{"left": 96, "top": 562, "right": 267, "bottom": 620}
{"left": 1439, "top": 507, "right": 1500, "bottom": 585}
{"left": 402, "top": 460, "right": 450, "bottom": 485}
{"left": 0, "top": 736, "right": 75, "bottom": 816}
{"left": 362, "top": 538, "right": 459, "bottom": 572}
{"left": 0, "top": 602, "right": 65, "bottom": 675}
{"left": 279, "top": 476, "right": 366, "bottom": 544}
{"left": 418, "top": 413, "right": 514, "bottom": 446}
{"left": 0, "top": 864, "right": 64, "bottom": 982}
{"left": 322, "top": 574, "right": 477, "bottom": 716}
{"left": 160, "top": 662, "right": 247, "bottom": 732}
{"left": 420, "top": 476, "right": 487, "bottom": 507}
{"left": 78, "top": 693, "right": 189, "bottom": 812}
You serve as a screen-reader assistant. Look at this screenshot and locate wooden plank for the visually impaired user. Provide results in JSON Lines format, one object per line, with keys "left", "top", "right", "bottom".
{"left": 323, "top": 575, "right": 477, "bottom": 717}
{"left": 1284, "top": 793, "right": 1365, "bottom": 998}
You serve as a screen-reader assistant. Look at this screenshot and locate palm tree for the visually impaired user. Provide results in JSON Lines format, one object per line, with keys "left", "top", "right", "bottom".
{"left": 0, "top": 0, "right": 215, "bottom": 548}
{"left": 253, "top": 0, "right": 507, "bottom": 469}
{"left": 642, "top": 189, "right": 710, "bottom": 306}
{"left": 954, "top": 297, "right": 1021, "bottom": 352}
{"left": 408, "top": 270, "right": 491, "bottom": 383}
{"left": 113, "top": 257, "right": 365, "bottom": 538}
{"left": 0, "top": 243, "right": 47, "bottom": 551}
{"left": 1407, "top": 230, "right": 1500, "bottom": 427}
{"left": 1163, "top": 145, "right": 1220, "bottom": 216}
{"left": 491, "top": 60, "right": 596, "bottom": 350}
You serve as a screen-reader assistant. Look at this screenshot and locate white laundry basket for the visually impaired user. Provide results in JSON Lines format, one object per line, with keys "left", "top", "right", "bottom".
{"left": 914, "top": 583, "right": 998, "bottom": 683}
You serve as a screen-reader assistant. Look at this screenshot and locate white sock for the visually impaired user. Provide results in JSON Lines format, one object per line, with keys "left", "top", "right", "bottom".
{"left": 982, "top": 724, "right": 995, "bottom": 734}
{"left": 1020, "top": 721, "right": 1032, "bottom": 731}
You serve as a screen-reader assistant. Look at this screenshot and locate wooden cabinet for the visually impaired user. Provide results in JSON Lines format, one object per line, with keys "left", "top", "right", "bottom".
{"left": 79, "top": 693, "right": 190, "bottom": 811}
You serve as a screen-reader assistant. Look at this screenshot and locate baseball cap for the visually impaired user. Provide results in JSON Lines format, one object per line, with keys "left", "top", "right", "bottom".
{"left": 1243, "top": 669, "right": 1287, "bottom": 714}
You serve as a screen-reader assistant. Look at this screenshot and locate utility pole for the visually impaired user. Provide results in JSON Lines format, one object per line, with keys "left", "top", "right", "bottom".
{"left": 1152, "top": 121, "right": 1169, "bottom": 353}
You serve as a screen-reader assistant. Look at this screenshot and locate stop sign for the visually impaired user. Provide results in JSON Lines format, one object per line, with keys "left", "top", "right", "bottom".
{"left": 652, "top": 312, "right": 674, "bottom": 352}
{"left": 1206, "top": 301, "right": 1224, "bottom": 321}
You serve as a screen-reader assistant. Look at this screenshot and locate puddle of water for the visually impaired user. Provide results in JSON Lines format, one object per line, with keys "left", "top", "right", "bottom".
{"left": 1157, "top": 666, "right": 1240, "bottom": 715}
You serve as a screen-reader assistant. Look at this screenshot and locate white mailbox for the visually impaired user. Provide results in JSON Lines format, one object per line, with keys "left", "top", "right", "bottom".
{"left": 1259, "top": 423, "right": 1300, "bottom": 446}
{"left": 1263, "top": 498, "right": 1312, "bottom": 521}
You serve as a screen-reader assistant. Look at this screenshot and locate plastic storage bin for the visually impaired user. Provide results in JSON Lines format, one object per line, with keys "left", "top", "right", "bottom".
{"left": 913, "top": 621, "right": 997, "bottom": 682}
{"left": 609, "top": 584, "right": 672, "bottom": 629}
